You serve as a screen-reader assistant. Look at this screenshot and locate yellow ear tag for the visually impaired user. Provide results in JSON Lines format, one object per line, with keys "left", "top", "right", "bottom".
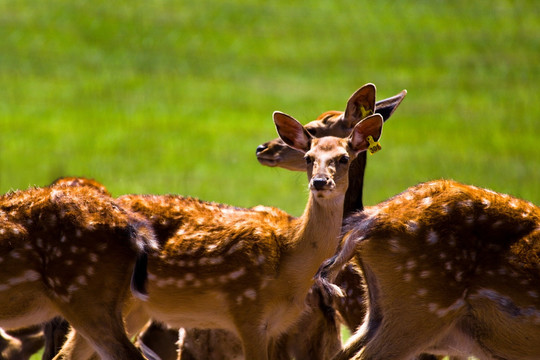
{"left": 366, "top": 135, "right": 381, "bottom": 155}
{"left": 360, "top": 105, "right": 373, "bottom": 119}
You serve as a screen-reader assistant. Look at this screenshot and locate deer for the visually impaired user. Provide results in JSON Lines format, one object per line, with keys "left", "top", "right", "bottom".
{"left": 0, "top": 181, "right": 158, "bottom": 360}
{"left": 256, "top": 83, "right": 406, "bottom": 329}
{"left": 172, "top": 84, "right": 409, "bottom": 360}
{"left": 314, "top": 179, "right": 540, "bottom": 360}
{"left": 0, "top": 177, "right": 118, "bottom": 360}
{"left": 55, "top": 110, "right": 385, "bottom": 360}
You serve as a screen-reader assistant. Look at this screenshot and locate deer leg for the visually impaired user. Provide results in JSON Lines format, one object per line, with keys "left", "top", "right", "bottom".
{"left": 52, "top": 328, "right": 94, "bottom": 360}
{"left": 52, "top": 309, "right": 145, "bottom": 360}
{"left": 42, "top": 317, "right": 70, "bottom": 360}
{"left": 235, "top": 323, "right": 269, "bottom": 360}
{"left": 348, "top": 312, "right": 457, "bottom": 360}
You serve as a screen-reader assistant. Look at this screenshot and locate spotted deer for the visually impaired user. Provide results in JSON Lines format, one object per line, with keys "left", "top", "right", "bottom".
{"left": 315, "top": 179, "right": 540, "bottom": 360}
{"left": 0, "top": 182, "right": 158, "bottom": 359}
{"left": 57, "top": 111, "right": 384, "bottom": 360}
{"left": 256, "top": 83, "right": 407, "bottom": 329}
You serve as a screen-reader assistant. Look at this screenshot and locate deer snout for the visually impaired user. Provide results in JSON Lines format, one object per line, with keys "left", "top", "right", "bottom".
{"left": 256, "top": 144, "right": 267, "bottom": 155}
{"left": 310, "top": 176, "right": 334, "bottom": 191}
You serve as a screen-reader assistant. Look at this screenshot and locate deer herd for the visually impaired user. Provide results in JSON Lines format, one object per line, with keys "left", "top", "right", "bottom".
{"left": 0, "top": 84, "right": 538, "bottom": 360}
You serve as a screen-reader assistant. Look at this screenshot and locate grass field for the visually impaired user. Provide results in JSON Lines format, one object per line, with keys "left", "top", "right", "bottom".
{"left": 0, "top": 0, "right": 538, "bottom": 358}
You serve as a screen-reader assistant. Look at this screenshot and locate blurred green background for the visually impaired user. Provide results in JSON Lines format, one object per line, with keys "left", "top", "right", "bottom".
{"left": 1, "top": 0, "right": 539, "bottom": 217}
{"left": 0, "top": 0, "right": 538, "bottom": 358}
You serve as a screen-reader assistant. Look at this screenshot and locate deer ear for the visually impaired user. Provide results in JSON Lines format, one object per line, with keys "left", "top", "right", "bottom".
{"left": 343, "top": 83, "right": 376, "bottom": 129}
{"left": 348, "top": 114, "right": 383, "bottom": 154}
{"left": 374, "top": 89, "right": 407, "bottom": 122}
{"left": 273, "top": 111, "right": 312, "bottom": 153}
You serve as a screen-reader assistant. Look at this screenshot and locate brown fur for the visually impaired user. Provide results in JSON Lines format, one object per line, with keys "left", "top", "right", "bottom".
{"left": 0, "top": 183, "right": 158, "bottom": 360}
{"left": 0, "top": 326, "right": 44, "bottom": 360}
{"left": 57, "top": 113, "right": 383, "bottom": 360}
{"left": 316, "top": 180, "right": 540, "bottom": 359}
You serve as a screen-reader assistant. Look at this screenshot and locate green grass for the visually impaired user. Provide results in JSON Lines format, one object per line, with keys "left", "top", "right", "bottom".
{"left": 2, "top": 0, "right": 539, "bottom": 216}
{"left": 0, "top": 0, "right": 538, "bottom": 358}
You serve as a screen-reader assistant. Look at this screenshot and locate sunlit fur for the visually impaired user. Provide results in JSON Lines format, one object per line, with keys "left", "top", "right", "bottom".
{"left": 317, "top": 180, "right": 540, "bottom": 360}
{"left": 0, "top": 183, "right": 157, "bottom": 360}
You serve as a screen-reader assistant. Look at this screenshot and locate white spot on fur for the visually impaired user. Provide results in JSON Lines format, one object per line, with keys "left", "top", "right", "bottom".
{"left": 441, "top": 203, "right": 450, "bottom": 214}
{"left": 427, "top": 230, "right": 438, "bottom": 245}
{"left": 229, "top": 268, "right": 246, "bottom": 280}
{"left": 209, "top": 256, "right": 224, "bottom": 265}
{"left": 417, "top": 288, "right": 427, "bottom": 296}
{"left": 403, "top": 273, "right": 412, "bottom": 282}
{"left": 421, "top": 197, "right": 433, "bottom": 207}
{"left": 243, "top": 289, "right": 257, "bottom": 300}
{"left": 77, "top": 276, "right": 87, "bottom": 285}
{"left": 184, "top": 273, "right": 195, "bottom": 281}
{"left": 388, "top": 238, "right": 404, "bottom": 253}
{"left": 8, "top": 270, "right": 40, "bottom": 285}
{"left": 492, "top": 220, "right": 503, "bottom": 228}
{"left": 420, "top": 270, "right": 431, "bottom": 279}
{"left": 75, "top": 229, "right": 82, "bottom": 238}
{"left": 256, "top": 254, "right": 266, "bottom": 265}
{"left": 436, "top": 298, "right": 465, "bottom": 317}
{"left": 406, "top": 220, "right": 418, "bottom": 233}
{"left": 406, "top": 259, "right": 416, "bottom": 270}
{"left": 227, "top": 241, "right": 244, "bottom": 255}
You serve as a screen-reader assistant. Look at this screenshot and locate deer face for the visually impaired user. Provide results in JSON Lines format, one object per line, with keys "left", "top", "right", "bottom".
{"left": 304, "top": 136, "right": 352, "bottom": 199}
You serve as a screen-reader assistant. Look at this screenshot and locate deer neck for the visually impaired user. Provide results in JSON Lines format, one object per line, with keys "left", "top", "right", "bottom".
{"left": 281, "top": 192, "right": 345, "bottom": 292}
{"left": 343, "top": 151, "right": 366, "bottom": 216}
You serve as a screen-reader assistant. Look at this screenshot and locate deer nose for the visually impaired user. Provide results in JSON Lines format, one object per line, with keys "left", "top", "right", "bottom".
{"left": 256, "top": 144, "right": 267, "bottom": 155}
{"left": 311, "top": 177, "right": 330, "bottom": 191}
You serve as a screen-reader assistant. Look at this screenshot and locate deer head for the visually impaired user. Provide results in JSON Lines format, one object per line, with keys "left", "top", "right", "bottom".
{"left": 256, "top": 84, "right": 406, "bottom": 172}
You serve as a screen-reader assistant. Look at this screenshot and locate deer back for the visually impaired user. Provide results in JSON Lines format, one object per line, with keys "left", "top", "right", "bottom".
{"left": 321, "top": 180, "right": 540, "bottom": 359}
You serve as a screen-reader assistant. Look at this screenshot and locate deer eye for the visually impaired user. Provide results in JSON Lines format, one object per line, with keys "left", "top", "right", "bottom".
{"left": 305, "top": 155, "right": 313, "bottom": 165}
{"left": 307, "top": 128, "right": 317, "bottom": 136}
{"left": 339, "top": 155, "right": 350, "bottom": 165}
